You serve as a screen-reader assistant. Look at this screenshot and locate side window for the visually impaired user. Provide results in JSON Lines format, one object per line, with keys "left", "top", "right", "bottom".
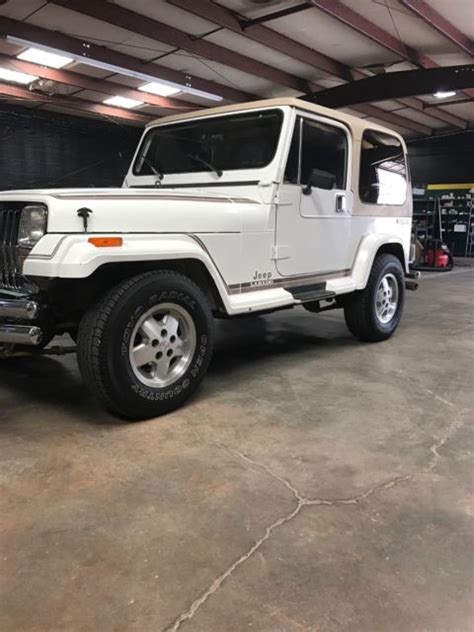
{"left": 300, "top": 119, "right": 347, "bottom": 189}
{"left": 284, "top": 116, "right": 347, "bottom": 189}
{"left": 359, "top": 130, "right": 407, "bottom": 205}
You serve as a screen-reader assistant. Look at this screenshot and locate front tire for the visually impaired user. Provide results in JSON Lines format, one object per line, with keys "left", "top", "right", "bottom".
{"left": 77, "top": 271, "right": 214, "bottom": 420}
{"left": 344, "top": 253, "right": 405, "bottom": 342}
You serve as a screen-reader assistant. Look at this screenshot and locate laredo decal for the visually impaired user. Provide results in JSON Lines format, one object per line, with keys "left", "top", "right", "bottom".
{"left": 251, "top": 270, "right": 273, "bottom": 288}
{"left": 188, "top": 235, "right": 350, "bottom": 296}
{"left": 230, "top": 269, "right": 351, "bottom": 294}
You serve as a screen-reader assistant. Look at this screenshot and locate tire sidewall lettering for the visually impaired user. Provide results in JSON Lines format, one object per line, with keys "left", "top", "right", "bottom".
{"left": 131, "top": 377, "right": 191, "bottom": 401}
{"left": 121, "top": 305, "right": 145, "bottom": 356}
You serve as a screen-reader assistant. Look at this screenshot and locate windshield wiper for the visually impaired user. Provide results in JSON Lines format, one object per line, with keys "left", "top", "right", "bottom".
{"left": 187, "top": 154, "right": 223, "bottom": 177}
{"left": 140, "top": 154, "right": 164, "bottom": 184}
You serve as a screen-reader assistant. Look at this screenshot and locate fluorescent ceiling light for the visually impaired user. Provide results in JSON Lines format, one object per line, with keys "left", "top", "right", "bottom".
{"left": 138, "top": 81, "right": 180, "bottom": 97}
{"left": 103, "top": 95, "right": 144, "bottom": 109}
{"left": 6, "top": 36, "right": 223, "bottom": 101}
{"left": 433, "top": 90, "right": 456, "bottom": 99}
{"left": 17, "top": 47, "right": 73, "bottom": 69}
{"left": 0, "top": 67, "right": 38, "bottom": 84}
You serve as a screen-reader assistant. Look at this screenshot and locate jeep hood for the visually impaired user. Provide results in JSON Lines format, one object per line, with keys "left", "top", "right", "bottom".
{"left": 0, "top": 187, "right": 259, "bottom": 234}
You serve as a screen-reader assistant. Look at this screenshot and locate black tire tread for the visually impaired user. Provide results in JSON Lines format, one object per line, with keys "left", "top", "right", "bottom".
{"left": 77, "top": 270, "right": 211, "bottom": 418}
{"left": 344, "top": 253, "right": 404, "bottom": 342}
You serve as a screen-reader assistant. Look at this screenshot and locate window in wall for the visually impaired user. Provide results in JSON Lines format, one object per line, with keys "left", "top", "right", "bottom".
{"left": 359, "top": 130, "right": 407, "bottom": 205}
{"left": 284, "top": 117, "right": 347, "bottom": 189}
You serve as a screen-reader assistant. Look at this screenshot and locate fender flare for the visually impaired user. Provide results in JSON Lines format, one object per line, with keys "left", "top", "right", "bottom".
{"left": 25, "top": 233, "right": 234, "bottom": 312}
{"left": 351, "top": 233, "right": 407, "bottom": 290}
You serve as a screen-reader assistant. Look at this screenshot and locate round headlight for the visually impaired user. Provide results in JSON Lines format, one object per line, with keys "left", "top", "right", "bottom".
{"left": 18, "top": 205, "right": 48, "bottom": 249}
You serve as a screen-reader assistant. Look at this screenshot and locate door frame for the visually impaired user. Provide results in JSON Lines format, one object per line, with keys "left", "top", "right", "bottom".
{"left": 274, "top": 109, "right": 355, "bottom": 278}
{"left": 292, "top": 108, "right": 353, "bottom": 211}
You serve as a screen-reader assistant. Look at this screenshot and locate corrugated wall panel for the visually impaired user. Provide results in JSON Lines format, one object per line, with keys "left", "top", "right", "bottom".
{"left": 0, "top": 105, "right": 141, "bottom": 190}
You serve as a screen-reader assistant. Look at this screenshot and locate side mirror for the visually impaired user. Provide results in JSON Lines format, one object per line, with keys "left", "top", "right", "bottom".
{"left": 302, "top": 168, "right": 336, "bottom": 195}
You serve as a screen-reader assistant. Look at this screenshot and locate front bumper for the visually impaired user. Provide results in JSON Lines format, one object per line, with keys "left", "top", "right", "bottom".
{"left": 0, "top": 292, "right": 43, "bottom": 346}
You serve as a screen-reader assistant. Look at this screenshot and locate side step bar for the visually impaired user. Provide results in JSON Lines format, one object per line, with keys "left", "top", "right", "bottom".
{"left": 0, "top": 325, "right": 43, "bottom": 346}
{"left": 292, "top": 289, "right": 337, "bottom": 303}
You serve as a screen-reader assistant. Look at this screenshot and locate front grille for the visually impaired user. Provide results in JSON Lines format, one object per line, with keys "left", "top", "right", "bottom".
{"left": 0, "top": 204, "right": 23, "bottom": 290}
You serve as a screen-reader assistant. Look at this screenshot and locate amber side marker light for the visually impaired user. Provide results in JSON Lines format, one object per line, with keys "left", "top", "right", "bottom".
{"left": 88, "top": 237, "right": 123, "bottom": 247}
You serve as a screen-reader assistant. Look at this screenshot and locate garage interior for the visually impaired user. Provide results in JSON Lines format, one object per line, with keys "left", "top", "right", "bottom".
{"left": 0, "top": 1, "right": 473, "bottom": 631}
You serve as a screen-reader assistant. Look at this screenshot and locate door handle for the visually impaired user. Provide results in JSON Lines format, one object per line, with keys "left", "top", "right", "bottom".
{"left": 335, "top": 193, "right": 346, "bottom": 213}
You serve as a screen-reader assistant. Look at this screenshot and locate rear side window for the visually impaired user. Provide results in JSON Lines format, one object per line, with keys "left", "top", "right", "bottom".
{"left": 284, "top": 116, "right": 348, "bottom": 188}
{"left": 359, "top": 130, "right": 407, "bottom": 205}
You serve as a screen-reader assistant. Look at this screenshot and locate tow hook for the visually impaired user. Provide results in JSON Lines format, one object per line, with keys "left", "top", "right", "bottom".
{"left": 405, "top": 270, "right": 420, "bottom": 291}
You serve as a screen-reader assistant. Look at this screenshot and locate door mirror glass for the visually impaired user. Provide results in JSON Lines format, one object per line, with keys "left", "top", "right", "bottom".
{"left": 303, "top": 168, "right": 336, "bottom": 195}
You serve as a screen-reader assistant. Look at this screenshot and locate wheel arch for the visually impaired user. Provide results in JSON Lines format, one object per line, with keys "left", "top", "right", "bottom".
{"left": 26, "top": 234, "right": 234, "bottom": 320}
{"left": 43, "top": 258, "right": 228, "bottom": 329}
{"left": 351, "top": 234, "right": 408, "bottom": 290}
{"left": 376, "top": 242, "right": 406, "bottom": 269}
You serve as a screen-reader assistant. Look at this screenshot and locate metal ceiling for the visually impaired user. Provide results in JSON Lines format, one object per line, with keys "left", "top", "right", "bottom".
{"left": 0, "top": 0, "right": 472, "bottom": 136}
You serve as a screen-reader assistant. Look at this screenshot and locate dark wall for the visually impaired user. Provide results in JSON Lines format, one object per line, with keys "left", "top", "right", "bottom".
{"left": 407, "top": 129, "right": 474, "bottom": 186}
{"left": 0, "top": 103, "right": 472, "bottom": 190}
{"left": 0, "top": 104, "right": 142, "bottom": 190}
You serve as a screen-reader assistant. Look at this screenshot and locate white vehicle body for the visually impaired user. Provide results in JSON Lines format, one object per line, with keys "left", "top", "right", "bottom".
{"left": 0, "top": 98, "right": 417, "bottom": 418}
{"left": 0, "top": 98, "right": 412, "bottom": 320}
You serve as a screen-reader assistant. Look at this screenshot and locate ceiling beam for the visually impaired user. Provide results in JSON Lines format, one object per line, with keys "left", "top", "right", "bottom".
{"left": 0, "top": 13, "right": 447, "bottom": 135}
{"left": 55, "top": 0, "right": 438, "bottom": 134}
{"left": 242, "top": 3, "right": 311, "bottom": 28}
{"left": 353, "top": 102, "right": 430, "bottom": 135}
{"left": 423, "top": 97, "right": 473, "bottom": 109}
{"left": 0, "top": 16, "right": 433, "bottom": 134}
{"left": 0, "top": 81, "right": 153, "bottom": 123}
{"left": 399, "top": 0, "right": 474, "bottom": 57}
{"left": 308, "top": 65, "right": 474, "bottom": 107}
{"left": 168, "top": 0, "right": 466, "bottom": 130}
{"left": 309, "top": 0, "right": 474, "bottom": 100}
{"left": 0, "top": 79, "right": 430, "bottom": 135}
{"left": 0, "top": 54, "right": 194, "bottom": 111}
{"left": 167, "top": 0, "right": 351, "bottom": 80}
{"left": 0, "top": 16, "right": 254, "bottom": 103}
{"left": 309, "top": 0, "right": 436, "bottom": 67}
{"left": 382, "top": 94, "right": 463, "bottom": 125}
{"left": 49, "top": 0, "right": 317, "bottom": 93}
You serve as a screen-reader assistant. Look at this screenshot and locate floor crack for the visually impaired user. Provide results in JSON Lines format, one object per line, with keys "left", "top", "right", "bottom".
{"left": 425, "top": 406, "right": 467, "bottom": 472}
{"left": 169, "top": 402, "right": 467, "bottom": 630}
{"left": 216, "top": 443, "right": 304, "bottom": 502}
{"left": 163, "top": 503, "right": 303, "bottom": 632}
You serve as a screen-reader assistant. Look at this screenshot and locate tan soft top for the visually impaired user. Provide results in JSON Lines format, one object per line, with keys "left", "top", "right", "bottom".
{"left": 146, "top": 97, "right": 405, "bottom": 145}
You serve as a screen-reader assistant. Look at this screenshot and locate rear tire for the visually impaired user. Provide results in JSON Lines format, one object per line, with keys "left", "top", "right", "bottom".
{"left": 77, "top": 271, "right": 214, "bottom": 420}
{"left": 344, "top": 253, "right": 405, "bottom": 342}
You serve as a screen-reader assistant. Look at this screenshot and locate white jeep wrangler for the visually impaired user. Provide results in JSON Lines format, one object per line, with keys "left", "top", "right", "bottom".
{"left": 0, "top": 98, "right": 417, "bottom": 419}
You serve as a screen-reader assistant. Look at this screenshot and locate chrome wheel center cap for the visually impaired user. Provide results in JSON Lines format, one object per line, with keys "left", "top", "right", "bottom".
{"left": 375, "top": 273, "right": 399, "bottom": 325}
{"left": 129, "top": 303, "right": 197, "bottom": 389}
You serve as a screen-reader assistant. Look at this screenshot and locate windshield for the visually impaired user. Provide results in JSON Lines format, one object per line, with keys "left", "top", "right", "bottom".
{"left": 133, "top": 109, "right": 283, "bottom": 177}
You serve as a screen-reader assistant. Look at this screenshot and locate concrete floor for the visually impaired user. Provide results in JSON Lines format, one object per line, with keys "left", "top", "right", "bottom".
{"left": 1, "top": 269, "right": 473, "bottom": 632}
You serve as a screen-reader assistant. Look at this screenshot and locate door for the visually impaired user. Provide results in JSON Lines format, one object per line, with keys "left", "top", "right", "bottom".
{"left": 275, "top": 114, "right": 353, "bottom": 277}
